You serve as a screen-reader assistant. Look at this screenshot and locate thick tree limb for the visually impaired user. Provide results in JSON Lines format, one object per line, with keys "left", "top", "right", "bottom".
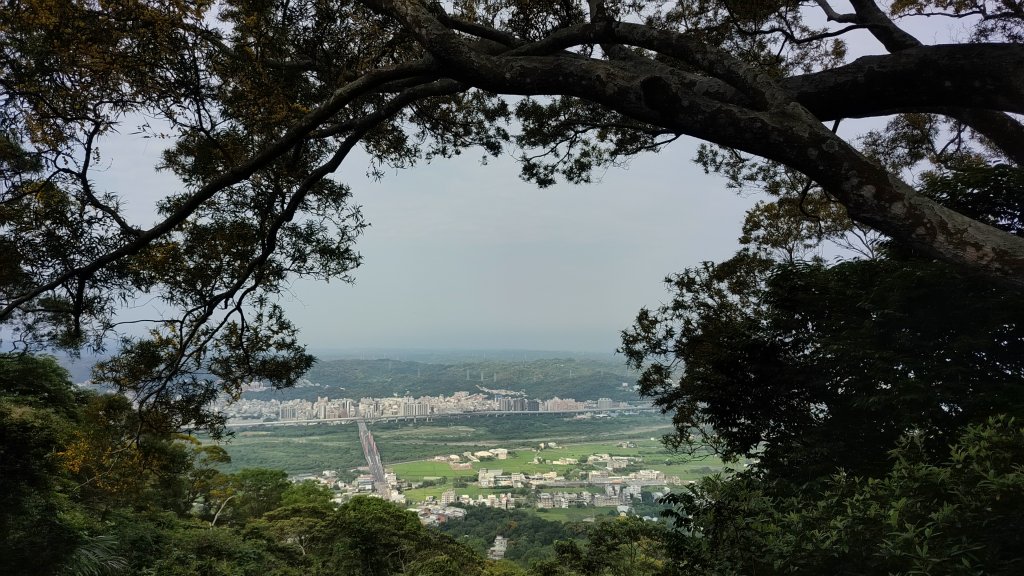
{"left": 836, "top": 0, "right": 1024, "bottom": 164}
{"left": 940, "top": 108, "right": 1024, "bottom": 164}
{"left": 784, "top": 44, "right": 1024, "bottom": 119}
{"left": 814, "top": 0, "right": 858, "bottom": 23}
{"left": 848, "top": 0, "right": 922, "bottom": 51}
{"left": 362, "top": 0, "right": 1024, "bottom": 285}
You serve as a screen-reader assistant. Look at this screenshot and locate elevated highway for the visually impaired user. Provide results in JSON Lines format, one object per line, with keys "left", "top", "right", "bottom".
{"left": 356, "top": 419, "right": 389, "bottom": 496}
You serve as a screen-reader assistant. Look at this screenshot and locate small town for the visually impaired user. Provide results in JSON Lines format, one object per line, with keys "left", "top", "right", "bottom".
{"left": 215, "top": 389, "right": 636, "bottom": 424}
{"left": 293, "top": 440, "right": 685, "bottom": 530}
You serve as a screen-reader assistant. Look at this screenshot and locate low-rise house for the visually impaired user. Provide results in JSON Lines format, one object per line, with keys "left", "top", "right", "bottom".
{"left": 488, "top": 536, "right": 508, "bottom": 560}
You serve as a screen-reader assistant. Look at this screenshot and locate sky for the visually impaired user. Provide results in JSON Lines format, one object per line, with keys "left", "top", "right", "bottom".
{"left": 281, "top": 146, "right": 758, "bottom": 353}
{"left": 94, "top": 132, "right": 757, "bottom": 355}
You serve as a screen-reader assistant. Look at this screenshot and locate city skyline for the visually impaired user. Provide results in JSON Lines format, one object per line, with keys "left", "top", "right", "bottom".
{"left": 217, "top": 388, "right": 638, "bottom": 425}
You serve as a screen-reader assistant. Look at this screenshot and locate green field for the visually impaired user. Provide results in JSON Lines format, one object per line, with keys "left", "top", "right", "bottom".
{"left": 210, "top": 413, "right": 730, "bottom": 492}
{"left": 211, "top": 413, "right": 683, "bottom": 474}
{"left": 211, "top": 425, "right": 366, "bottom": 474}
{"left": 389, "top": 460, "right": 478, "bottom": 481}
{"left": 207, "top": 413, "right": 728, "bottom": 522}
{"left": 531, "top": 507, "right": 618, "bottom": 522}
{"left": 389, "top": 437, "right": 727, "bottom": 503}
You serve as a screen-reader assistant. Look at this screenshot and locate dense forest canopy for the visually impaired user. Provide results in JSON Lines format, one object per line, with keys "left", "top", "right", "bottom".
{"left": 2, "top": 0, "right": 1024, "bottom": 433}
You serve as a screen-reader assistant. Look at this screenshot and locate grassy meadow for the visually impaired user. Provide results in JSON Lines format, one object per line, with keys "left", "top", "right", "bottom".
{"left": 389, "top": 437, "right": 727, "bottom": 502}
{"left": 211, "top": 413, "right": 730, "bottom": 506}
{"left": 213, "top": 413, "right": 675, "bottom": 472}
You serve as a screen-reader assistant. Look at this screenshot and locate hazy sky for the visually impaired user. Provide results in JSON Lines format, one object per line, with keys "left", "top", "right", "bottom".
{"left": 281, "top": 145, "right": 757, "bottom": 353}
{"left": 92, "top": 114, "right": 757, "bottom": 356}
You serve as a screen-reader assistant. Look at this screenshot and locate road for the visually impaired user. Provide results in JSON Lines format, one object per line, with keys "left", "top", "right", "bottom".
{"left": 357, "top": 419, "right": 390, "bottom": 496}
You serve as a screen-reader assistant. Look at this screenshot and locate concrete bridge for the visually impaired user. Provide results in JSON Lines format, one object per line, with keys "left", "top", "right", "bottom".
{"left": 356, "top": 419, "right": 389, "bottom": 496}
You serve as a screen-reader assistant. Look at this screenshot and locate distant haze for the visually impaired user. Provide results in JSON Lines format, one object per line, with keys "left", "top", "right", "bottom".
{"left": 76, "top": 126, "right": 757, "bottom": 357}
{"left": 283, "top": 141, "right": 756, "bottom": 353}
{"left": 54, "top": 137, "right": 752, "bottom": 382}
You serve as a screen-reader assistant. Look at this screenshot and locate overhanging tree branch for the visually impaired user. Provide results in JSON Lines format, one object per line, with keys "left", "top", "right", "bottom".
{"left": 0, "top": 58, "right": 437, "bottom": 323}
{"left": 359, "top": 1, "right": 1024, "bottom": 283}
{"left": 827, "top": 0, "right": 1024, "bottom": 165}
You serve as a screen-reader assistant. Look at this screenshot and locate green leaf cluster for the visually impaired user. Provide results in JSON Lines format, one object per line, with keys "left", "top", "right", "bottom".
{"left": 621, "top": 161, "right": 1024, "bottom": 573}
{"left": 662, "top": 418, "right": 1024, "bottom": 575}
{"left": 1, "top": 353, "right": 503, "bottom": 576}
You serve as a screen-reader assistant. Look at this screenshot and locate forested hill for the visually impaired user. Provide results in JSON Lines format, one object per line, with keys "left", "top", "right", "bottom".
{"left": 244, "top": 357, "right": 640, "bottom": 402}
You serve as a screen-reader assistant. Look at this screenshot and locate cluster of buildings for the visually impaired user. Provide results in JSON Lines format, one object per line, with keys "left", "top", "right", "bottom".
{"left": 215, "top": 391, "right": 633, "bottom": 423}
{"left": 414, "top": 491, "right": 518, "bottom": 525}
{"left": 445, "top": 489, "right": 519, "bottom": 510}
{"left": 406, "top": 451, "right": 681, "bottom": 517}
{"left": 537, "top": 490, "right": 625, "bottom": 508}
{"left": 307, "top": 462, "right": 677, "bottom": 524}
{"left": 536, "top": 481, "right": 668, "bottom": 509}
{"left": 301, "top": 444, "right": 685, "bottom": 529}
{"left": 476, "top": 466, "right": 677, "bottom": 490}
{"left": 432, "top": 448, "right": 509, "bottom": 464}
{"left": 297, "top": 468, "right": 409, "bottom": 505}
{"left": 414, "top": 504, "right": 467, "bottom": 526}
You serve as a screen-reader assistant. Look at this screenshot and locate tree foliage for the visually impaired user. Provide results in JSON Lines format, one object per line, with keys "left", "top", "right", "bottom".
{"left": 0, "top": 355, "right": 83, "bottom": 575}
{"left": 437, "top": 506, "right": 577, "bottom": 564}
{"left": 620, "top": 112, "right": 1024, "bottom": 573}
{"left": 662, "top": 417, "right": 1024, "bottom": 575}
{"left": 623, "top": 250, "right": 1024, "bottom": 481}
{"left": 1, "top": 354, "right": 510, "bottom": 576}
{"left": 553, "top": 516, "right": 675, "bottom": 576}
